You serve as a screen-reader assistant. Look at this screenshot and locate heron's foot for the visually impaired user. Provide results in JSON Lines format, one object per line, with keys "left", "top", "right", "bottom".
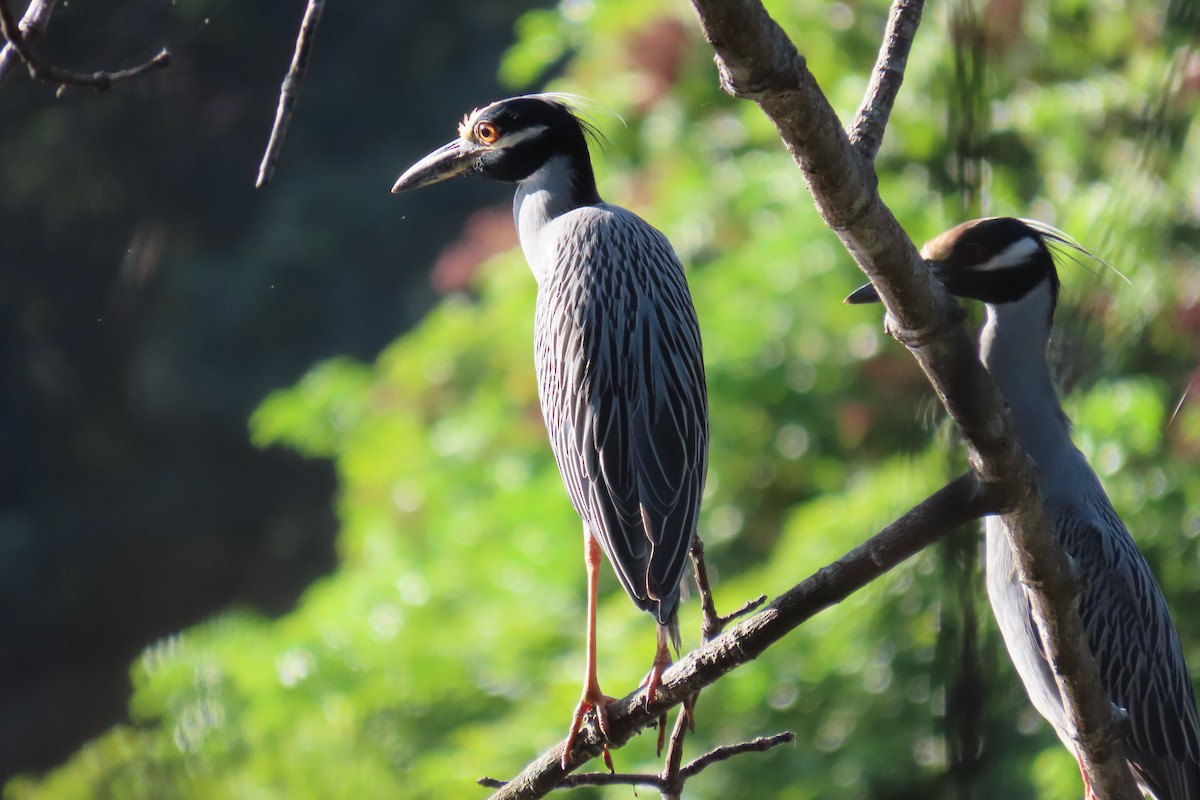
{"left": 641, "top": 666, "right": 662, "bottom": 706}
{"left": 653, "top": 692, "right": 698, "bottom": 755}
{"left": 653, "top": 709, "right": 669, "bottom": 755}
{"left": 681, "top": 692, "right": 696, "bottom": 732}
{"left": 640, "top": 648, "right": 674, "bottom": 707}
{"left": 642, "top": 624, "right": 681, "bottom": 754}
{"left": 562, "top": 689, "right": 616, "bottom": 771}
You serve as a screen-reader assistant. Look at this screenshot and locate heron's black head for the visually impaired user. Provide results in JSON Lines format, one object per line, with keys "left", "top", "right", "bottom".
{"left": 845, "top": 217, "right": 1062, "bottom": 309}
{"left": 391, "top": 95, "right": 600, "bottom": 202}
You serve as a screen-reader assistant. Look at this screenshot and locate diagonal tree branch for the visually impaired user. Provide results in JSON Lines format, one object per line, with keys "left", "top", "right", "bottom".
{"left": 484, "top": 473, "right": 991, "bottom": 800}
{"left": 255, "top": 0, "right": 326, "bottom": 189}
{"left": 685, "top": 0, "right": 1140, "bottom": 798}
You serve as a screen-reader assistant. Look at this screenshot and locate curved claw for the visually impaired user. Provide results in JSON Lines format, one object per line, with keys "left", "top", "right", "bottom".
{"left": 561, "top": 690, "right": 616, "bottom": 770}
{"left": 652, "top": 692, "right": 699, "bottom": 756}
{"left": 642, "top": 661, "right": 667, "bottom": 706}
{"left": 681, "top": 692, "right": 696, "bottom": 732}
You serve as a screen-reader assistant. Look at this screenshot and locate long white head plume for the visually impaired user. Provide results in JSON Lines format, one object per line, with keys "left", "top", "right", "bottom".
{"left": 523, "top": 92, "right": 623, "bottom": 149}
{"left": 1018, "top": 218, "right": 1130, "bottom": 285}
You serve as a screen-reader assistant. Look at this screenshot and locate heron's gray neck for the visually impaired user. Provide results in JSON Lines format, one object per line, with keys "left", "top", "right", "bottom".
{"left": 980, "top": 279, "right": 1074, "bottom": 474}
{"left": 513, "top": 155, "right": 597, "bottom": 284}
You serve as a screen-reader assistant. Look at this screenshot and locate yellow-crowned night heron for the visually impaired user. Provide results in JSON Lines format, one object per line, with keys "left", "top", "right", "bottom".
{"left": 391, "top": 95, "right": 708, "bottom": 767}
{"left": 849, "top": 217, "right": 1200, "bottom": 799}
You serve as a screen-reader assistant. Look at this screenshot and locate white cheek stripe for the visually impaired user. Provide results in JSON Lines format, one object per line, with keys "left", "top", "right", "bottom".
{"left": 979, "top": 236, "right": 1041, "bottom": 271}
{"left": 492, "top": 124, "right": 549, "bottom": 150}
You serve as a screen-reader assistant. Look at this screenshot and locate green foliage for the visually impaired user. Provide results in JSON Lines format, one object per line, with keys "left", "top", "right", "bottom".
{"left": 10, "top": 0, "right": 1200, "bottom": 798}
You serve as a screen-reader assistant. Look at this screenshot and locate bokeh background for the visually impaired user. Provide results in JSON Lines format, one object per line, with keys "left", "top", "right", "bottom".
{"left": 2, "top": 0, "right": 1199, "bottom": 797}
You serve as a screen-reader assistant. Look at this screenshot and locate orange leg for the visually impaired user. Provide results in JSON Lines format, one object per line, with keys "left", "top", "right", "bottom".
{"left": 562, "top": 527, "right": 616, "bottom": 770}
{"left": 642, "top": 622, "right": 673, "bottom": 706}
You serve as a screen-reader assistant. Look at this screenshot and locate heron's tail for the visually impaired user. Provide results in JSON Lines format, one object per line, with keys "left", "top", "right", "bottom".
{"left": 662, "top": 609, "right": 682, "bottom": 658}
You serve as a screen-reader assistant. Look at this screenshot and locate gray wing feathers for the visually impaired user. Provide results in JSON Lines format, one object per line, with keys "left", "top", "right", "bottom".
{"left": 534, "top": 206, "right": 707, "bottom": 625}
{"left": 1057, "top": 508, "right": 1200, "bottom": 799}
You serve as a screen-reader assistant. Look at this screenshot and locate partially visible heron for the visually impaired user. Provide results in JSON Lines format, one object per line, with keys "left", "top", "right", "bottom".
{"left": 848, "top": 217, "right": 1200, "bottom": 799}
{"left": 392, "top": 95, "right": 708, "bottom": 767}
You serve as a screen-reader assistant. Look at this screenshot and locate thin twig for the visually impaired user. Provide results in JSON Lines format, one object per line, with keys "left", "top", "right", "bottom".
{"left": 0, "top": 0, "right": 54, "bottom": 86}
{"left": 255, "top": 0, "right": 325, "bottom": 188}
{"left": 679, "top": 732, "right": 795, "bottom": 778}
{"left": 658, "top": 707, "right": 690, "bottom": 799}
{"left": 690, "top": 536, "right": 723, "bottom": 642}
{"left": 848, "top": 0, "right": 925, "bottom": 162}
{"left": 479, "top": 732, "right": 795, "bottom": 794}
{"left": 483, "top": 473, "right": 989, "bottom": 800}
{"left": 689, "top": 536, "right": 767, "bottom": 642}
{"left": 0, "top": 0, "right": 168, "bottom": 91}
{"left": 719, "top": 593, "right": 767, "bottom": 628}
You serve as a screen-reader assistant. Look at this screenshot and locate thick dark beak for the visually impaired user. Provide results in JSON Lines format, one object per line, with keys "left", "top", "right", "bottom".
{"left": 926, "top": 262, "right": 970, "bottom": 299}
{"left": 845, "top": 264, "right": 970, "bottom": 307}
{"left": 391, "top": 139, "right": 482, "bottom": 194}
{"left": 844, "top": 282, "right": 880, "bottom": 304}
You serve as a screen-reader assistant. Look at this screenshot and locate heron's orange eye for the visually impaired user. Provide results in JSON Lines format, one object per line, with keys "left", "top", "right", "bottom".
{"left": 475, "top": 121, "right": 501, "bottom": 145}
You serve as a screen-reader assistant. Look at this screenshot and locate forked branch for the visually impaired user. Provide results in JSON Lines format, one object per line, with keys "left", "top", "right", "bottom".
{"left": 686, "top": 0, "right": 1140, "bottom": 797}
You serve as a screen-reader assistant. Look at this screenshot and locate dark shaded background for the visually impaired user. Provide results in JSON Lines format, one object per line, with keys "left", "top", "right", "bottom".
{"left": 0, "top": 0, "right": 538, "bottom": 779}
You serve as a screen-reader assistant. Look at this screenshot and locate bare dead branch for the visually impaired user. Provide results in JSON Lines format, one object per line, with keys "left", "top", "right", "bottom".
{"left": 481, "top": 732, "right": 794, "bottom": 796}
{"left": 690, "top": 536, "right": 724, "bottom": 642}
{"left": 483, "top": 473, "right": 987, "bottom": 800}
{"left": 719, "top": 593, "right": 767, "bottom": 627}
{"left": 679, "top": 732, "right": 795, "bottom": 778}
{"left": 658, "top": 702, "right": 692, "bottom": 799}
{"left": 0, "top": 0, "right": 54, "bottom": 86}
{"left": 479, "top": 771, "right": 656, "bottom": 791}
{"left": 690, "top": 536, "right": 766, "bottom": 643}
{"left": 848, "top": 0, "right": 925, "bottom": 162}
{"left": 685, "top": 1, "right": 1141, "bottom": 797}
{"left": 672, "top": 535, "right": 763, "bottom": 790}
{"left": 256, "top": 0, "right": 325, "bottom": 189}
{"left": 0, "top": 0, "right": 168, "bottom": 91}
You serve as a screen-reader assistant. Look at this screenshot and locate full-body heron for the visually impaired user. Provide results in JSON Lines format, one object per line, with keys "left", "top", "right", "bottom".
{"left": 849, "top": 217, "right": 1200, "bottom": 799}
{"left": 391, "top": 95, "right": 708, "bottom": 767}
